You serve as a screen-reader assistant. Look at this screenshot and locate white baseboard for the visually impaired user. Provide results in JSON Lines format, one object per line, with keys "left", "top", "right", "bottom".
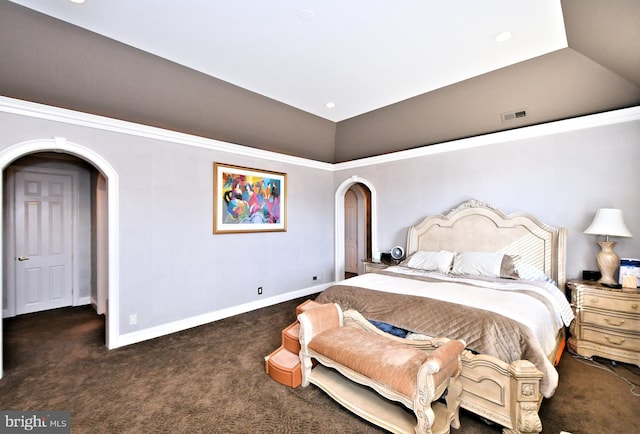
{"left": 76, "top": 296, "right": 91, "bottom": 306}
{"left": 112, "top": 283, "right": 331, "bottom": 349}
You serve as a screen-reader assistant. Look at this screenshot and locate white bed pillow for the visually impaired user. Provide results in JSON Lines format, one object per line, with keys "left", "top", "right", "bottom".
{"left": 404, "top": 250, "right": 455, "bottom": 274}
{"left": 515, "top": 262, "right": 553, "bottom": 283}
{"left": 452, "top": 252, "right": 505, "bottom": 278}
{"left": 451, "top": 252, "right": 520, "bottom": 279}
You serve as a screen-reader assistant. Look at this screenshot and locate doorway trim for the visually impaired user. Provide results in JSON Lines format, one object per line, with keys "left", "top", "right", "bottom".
{"left": 334, "top": 176, "right": 377, "bottom": 282}
{"left": 0, "top": 137, "right": 120, "bottom": 379}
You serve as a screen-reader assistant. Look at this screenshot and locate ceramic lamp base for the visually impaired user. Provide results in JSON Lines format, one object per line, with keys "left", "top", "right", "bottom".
{"left": 596, "top": 241, "right": 619, "bottom": 286}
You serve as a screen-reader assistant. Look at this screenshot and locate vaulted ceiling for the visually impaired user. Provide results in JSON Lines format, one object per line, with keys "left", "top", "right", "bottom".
{"left": 1, "top": 0, "right": 639, "bottom": 163}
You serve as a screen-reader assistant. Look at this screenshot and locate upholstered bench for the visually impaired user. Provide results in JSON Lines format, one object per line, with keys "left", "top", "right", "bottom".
{"left": 298, "top": 303, "right": 465, "bottom": 434}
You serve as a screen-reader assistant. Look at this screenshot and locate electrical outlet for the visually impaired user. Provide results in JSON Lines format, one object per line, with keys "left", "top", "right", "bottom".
{"left": 129, "top": 313, "right": 137, "bottom": 325}
{"left": 258, "top": 286, "right": 262, "bottom": 295}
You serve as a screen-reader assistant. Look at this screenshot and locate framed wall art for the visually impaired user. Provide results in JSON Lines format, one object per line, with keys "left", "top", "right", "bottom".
{"left": 213, "top": 162, "right": 287, "bottom": 233}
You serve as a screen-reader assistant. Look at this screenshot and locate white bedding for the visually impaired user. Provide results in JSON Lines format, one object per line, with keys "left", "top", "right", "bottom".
{"left": 340, "top": 266, "right": 574, "bottom": 356}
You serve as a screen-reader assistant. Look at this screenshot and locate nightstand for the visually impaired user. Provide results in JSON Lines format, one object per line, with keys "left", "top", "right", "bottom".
{"left": 567, "top": 280, "right": 640, "bottom": 367}
{"left": 362, "top": 259, "right": 392, "bottom": 274}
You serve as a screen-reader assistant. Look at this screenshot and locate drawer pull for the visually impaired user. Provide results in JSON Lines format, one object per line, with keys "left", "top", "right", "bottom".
{"left": 604, "top": 336, "right": 625, "bottom": 346}
{"left": 590, "top": 298, "right": 599, "bottom": 304}
{"left": 632, "top": 304, "right": 638, "bottom": 310}
{"left": 604, "top": 318, "right": 625, "bottom": 327}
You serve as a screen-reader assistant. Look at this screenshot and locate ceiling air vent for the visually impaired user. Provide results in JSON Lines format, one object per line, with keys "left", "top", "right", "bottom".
{"left": 501, "top": 109, "right": 528, "bottom": 122}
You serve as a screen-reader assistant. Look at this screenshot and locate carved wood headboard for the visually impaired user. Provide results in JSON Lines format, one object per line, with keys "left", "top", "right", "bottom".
{"left": 405, "top": 199, "right": 567, "bottom": 288}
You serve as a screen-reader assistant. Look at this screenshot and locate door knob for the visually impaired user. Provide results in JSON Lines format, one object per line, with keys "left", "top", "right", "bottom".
{"left": 17, "top": 256, "right": 30, "bottom": 261}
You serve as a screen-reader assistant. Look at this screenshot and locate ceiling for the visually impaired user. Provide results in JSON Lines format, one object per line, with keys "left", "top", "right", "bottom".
{"left": 6, "top": 0, "right": 569, "bottom": 122}
{"left": 1, "top": 0, "right": 639, "bottom": 163}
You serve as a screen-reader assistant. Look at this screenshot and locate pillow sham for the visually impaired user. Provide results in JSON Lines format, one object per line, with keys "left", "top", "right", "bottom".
{"left": 500, "top": 255, "right": 519, "bottom": 279}
{"left": 451, "top": 252, "right": 519, "bottom": 279}
{"left": 403, "top": 250, "right": 455, "bottom": 274}
{"left": 515, "top": 262, "right": 552, "bottom": 283}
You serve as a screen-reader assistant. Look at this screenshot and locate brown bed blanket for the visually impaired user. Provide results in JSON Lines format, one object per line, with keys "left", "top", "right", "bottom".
{"left": 315, "top": 283, "right": 558, "bottom": 397}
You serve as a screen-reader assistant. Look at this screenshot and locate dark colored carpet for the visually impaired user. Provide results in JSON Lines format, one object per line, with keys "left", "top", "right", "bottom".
{"left": 1, "top": 297, "right": 638, "bottom": 433}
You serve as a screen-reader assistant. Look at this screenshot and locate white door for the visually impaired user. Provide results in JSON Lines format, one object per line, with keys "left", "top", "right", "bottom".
{"left": 14, "top": 170, "right": 74, "bottom": 315}
{"left": 344, "top": 189, "right": 358, "bottom": 273}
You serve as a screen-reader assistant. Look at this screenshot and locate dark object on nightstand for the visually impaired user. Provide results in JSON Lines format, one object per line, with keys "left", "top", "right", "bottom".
{"left": 582, "top": 270, "right": 601, "bottom": 281}
{"left": 390, "top": 246, "right": 405, "bottom": 261}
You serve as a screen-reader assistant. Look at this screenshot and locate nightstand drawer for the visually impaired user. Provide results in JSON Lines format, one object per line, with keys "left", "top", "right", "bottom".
{"left": 581, "top": 292, "right": 640, "bottom": 314}
{"left": 581, "top": 326, "right": 640, "bottom": 352}
{"left": 569, "top": 280, "right": 640, "bottom": 366}
{"left": 581, "top": 310, "right": 640, "bottom": 333}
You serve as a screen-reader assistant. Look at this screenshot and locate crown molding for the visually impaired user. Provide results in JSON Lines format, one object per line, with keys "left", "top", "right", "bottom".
{"left": 1, "top": 96, "right": 638, "bottom": 171}
{"left": 334, "top": 106, "right": 640, "bottom": 170}
{"left": 0, "top": 96, "right": 333, "bottom": 171}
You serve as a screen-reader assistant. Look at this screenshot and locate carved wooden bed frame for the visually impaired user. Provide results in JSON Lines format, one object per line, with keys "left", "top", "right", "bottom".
{"left": 403, "top": 199, "right": 567, "bottom": 434}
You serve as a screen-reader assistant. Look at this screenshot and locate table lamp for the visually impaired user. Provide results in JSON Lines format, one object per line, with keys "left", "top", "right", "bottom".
{"left": 583, "top": 208, "right": 633, "bottom": 286}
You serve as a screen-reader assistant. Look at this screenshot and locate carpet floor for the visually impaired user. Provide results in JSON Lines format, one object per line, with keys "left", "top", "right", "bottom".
{"left": 1, "top": 297, "right": 638, "bottom": 433}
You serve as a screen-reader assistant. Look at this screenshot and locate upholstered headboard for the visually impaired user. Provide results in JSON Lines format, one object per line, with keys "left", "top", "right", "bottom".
{"left": 406, "top": 199, "right": 567, "bottom": 288}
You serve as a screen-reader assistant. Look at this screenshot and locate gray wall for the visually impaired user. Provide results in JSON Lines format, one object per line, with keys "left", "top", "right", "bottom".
{"left": 1, "top": 100, "right": 639, "bottom": 346}
{"left": 0, "top": 108, "right": 335, "bottom": 335}
{"left": 335, "top": 116, "right": 640, "bottom": 281}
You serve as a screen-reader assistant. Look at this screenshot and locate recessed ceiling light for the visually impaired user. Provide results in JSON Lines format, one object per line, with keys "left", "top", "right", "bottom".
{"left": 299, "top": 9, "right": 315, "bottom": 21}
{"left": 325, "top": 102, "right": 336, "bottom": 109}
{"left": 69, "top": 0, "right": 86, "bottom": 4}
{"left": 494, "top": 31, "right": 512, "bottom": 43}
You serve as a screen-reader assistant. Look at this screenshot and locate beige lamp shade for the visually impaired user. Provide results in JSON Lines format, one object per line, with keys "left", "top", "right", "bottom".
{"left": 584, "top": 208, "right": 632, "bottom": 238}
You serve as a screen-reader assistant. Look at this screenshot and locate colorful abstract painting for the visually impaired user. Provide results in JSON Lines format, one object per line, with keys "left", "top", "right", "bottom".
{"left": 213, "top": 163, "right": 286, "bottom": 233}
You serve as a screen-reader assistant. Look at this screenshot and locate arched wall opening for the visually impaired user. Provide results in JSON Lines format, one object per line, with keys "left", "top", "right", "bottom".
{"left": 0, "top": 137, "right": 120, "bottom": 379}
{"left": 334, "top": 176, "right": 377, "bottom": 282}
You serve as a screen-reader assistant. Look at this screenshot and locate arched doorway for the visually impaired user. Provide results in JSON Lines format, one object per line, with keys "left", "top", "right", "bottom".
{"left": 0, "top": 138, "right": 120, "bottom": 379}
{"left": 334, "top": 176, "right": 377, "bottom": 281}
{"left": 344, "top": 184, "right": 372, "bottom": 277}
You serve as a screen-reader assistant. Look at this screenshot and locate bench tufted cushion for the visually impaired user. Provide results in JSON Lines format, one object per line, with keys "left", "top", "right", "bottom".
{"left": 308, "top": 326, "right": 429, "bottom": 398}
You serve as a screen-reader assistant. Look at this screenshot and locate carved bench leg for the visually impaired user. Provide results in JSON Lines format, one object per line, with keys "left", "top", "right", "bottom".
{"left": 298, "top": 325, "right": 313, "bottom": 388}
{"left": 445, "top": 375, "right": 463, "bottom": 429}
{"left": 414, "top": 398, "right": 436, "bottom": 434}
{"left": 414, "top": 369, "right": 437, "bottom": 434}
{"left": 299, "top": 351, "right": 312, "bottom": 387}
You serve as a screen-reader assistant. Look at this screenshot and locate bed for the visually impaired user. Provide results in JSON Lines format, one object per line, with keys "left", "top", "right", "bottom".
{"left": 316, "top": 199, "right": 573, "bottom": 434}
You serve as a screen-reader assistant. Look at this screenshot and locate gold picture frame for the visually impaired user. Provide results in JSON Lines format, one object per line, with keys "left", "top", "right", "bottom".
{"left": 213, "top": 163, "right": 287, "bottom": 234}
